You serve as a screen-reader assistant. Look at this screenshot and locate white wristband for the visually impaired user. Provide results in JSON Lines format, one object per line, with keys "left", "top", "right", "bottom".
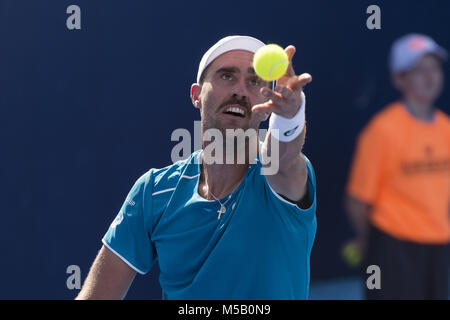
{"left": 269, "top": 92, "right": 305, "bottom": 142}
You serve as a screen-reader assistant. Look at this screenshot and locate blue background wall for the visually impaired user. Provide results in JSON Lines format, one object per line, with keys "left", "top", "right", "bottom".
{"left": 1, "top": 0, "right": 449, "bottom": 299}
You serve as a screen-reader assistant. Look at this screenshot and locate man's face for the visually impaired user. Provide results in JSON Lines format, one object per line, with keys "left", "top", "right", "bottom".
{"left": 192, "top": 50, "right": 270, "bottom": 135}
{"left": 394, "top": 54, "right": 444, "bottom": 104}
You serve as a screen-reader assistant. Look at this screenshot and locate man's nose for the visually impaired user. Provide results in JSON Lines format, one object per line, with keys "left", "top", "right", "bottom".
{"left": 231, "top": 93, "right": 248, "bottom": 108}
{"left": 231, "top": 77, "right": 248, "bottom": 100}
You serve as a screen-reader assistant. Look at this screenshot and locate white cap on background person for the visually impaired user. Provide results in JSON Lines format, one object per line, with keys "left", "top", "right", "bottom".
{"left": 389, "top": 34, "right": 447, "bottom": 74}
{"left": 196, "top": 35, "right": 266, "bottom": 83}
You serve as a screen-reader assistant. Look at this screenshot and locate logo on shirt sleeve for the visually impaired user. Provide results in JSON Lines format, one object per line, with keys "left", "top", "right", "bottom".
{"left": 126, "top": 196, "right": 136, "bottom": 206}
{"left": 111, "top": 211, "right": 124, "bottom": 228}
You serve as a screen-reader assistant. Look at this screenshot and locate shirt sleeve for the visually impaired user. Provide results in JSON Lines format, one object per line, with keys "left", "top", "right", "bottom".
{"left": 346, "top": 120, "right": 388, "bottom": 204}
{"left": 262, "top": 154, "right": 317, "bottom": 216}
{"left": 102, "top": 170, "right": 156, "bottom": 275}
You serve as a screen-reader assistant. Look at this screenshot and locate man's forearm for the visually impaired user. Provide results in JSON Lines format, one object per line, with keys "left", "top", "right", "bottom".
{"left": 262, "top": 125, "right": 306, "bottom": 174}
{"left": 261, "top": 126, "right": 308, "bottom": 203}
{"left": 75, "top": 245, "right": 137, "bottom": 300}
{"left": 345, "top": 195, "right": 372, "bottom": 239}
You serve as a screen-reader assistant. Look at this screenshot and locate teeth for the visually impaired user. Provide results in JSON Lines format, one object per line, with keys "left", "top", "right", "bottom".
{"left": 225, "top": 106, "right": 245, "bottom": 115}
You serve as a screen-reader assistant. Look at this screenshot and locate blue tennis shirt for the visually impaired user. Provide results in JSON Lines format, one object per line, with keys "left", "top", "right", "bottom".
{"left": 102, "top": 148, "right": 317, "bottom": 299}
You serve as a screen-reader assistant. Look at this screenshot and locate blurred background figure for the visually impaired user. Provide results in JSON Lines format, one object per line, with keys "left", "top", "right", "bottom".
{"left": 345, "top": 34, "right": 450, "bottom": 299}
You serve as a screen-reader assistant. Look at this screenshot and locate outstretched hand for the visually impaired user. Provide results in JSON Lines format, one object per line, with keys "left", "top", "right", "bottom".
{"left": 252, "top": 45, "right": 312, "bottom": 119}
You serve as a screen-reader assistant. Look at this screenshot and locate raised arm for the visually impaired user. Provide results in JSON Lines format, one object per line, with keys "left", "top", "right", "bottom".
{"left": 76, "top": 245, "right": 136, "bottom": 300}
{"left": 252, "top": 45, "right": 312, "bottom": 207}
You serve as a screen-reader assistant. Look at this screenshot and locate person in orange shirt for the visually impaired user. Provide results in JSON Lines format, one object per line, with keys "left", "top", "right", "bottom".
{"left": 346, "top": 34, "right": 450, "bottom": 299}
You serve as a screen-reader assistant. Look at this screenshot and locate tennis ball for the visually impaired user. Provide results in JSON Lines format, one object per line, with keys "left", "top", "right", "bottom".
{"left": 341, "top": 242, "right": 362, "bottom": 268}
{"left": 253, "top": 44, "right": 289, "bottom": 81}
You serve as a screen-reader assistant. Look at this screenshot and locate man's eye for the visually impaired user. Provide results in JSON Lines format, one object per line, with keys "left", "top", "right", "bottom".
{"left": 221, "top": 73, "right": 232, "bottom": 80}
{"left": 250, "top": 78, "right": 261, "bottom": 86}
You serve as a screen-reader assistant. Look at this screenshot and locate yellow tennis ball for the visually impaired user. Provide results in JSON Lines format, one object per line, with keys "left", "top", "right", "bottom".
{"left": 253, "top": 44, "right": 289, "bottom": 81}
{"left": 341, "top": 242, "right": 362, "bottom": 268}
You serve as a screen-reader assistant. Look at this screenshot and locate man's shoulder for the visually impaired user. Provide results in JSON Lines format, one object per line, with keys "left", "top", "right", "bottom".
{"left": 149, "top": 150, "right": 201, "bottom": 192}
{"left": 435, "top": 109, "right": 450, "bottom": 129}
{"left": 373, "top": 101, "right": 405, "bottom": 124}
{"left": 363, "top": 101, "right": 405, "bottom": 136}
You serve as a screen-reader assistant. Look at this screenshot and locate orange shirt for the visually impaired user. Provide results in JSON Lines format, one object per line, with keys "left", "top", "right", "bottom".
{"left": 347, "top": 101, "right": 450, "bottom": 244}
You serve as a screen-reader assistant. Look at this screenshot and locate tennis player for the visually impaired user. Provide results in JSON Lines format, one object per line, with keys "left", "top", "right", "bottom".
{"left": 76, "top": 35, "right": 317, "bottom": 300}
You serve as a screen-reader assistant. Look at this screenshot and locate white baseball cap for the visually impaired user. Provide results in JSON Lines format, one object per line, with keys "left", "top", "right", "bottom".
{"left": 389, "top": 33, "right": 447, "bottom": 74}
{"left": 196, "top": 35, "right": 266, "bottom": 83}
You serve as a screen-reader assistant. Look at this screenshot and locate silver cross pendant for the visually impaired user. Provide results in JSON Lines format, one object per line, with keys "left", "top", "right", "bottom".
{"left": 217, "top": 205, "right": 226, "bottom": 220}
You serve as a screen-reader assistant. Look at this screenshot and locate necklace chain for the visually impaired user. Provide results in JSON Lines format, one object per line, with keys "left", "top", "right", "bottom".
{"left": 204, "top": 175, "right": 245, "bottom": 220}
{"left": 208, "top": 189, "right": 233, "bottom": 220}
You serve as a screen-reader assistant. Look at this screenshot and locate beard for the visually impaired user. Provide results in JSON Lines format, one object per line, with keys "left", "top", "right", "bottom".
{"left": 200, "top": 107, "right": 260, "bottom": 164}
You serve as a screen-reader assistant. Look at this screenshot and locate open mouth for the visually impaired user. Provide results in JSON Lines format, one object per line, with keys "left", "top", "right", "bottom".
{"left": 223, "top": 105, "right": 246, "bottom": 118}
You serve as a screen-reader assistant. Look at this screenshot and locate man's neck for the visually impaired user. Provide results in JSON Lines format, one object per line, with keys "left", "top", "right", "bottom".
{"left": 198, "top": 142, "right": 259, "bottom": 200}
{"left": 199, "top": 160, "right": 248, "bottom": 200}
{"left": 403, "top": 97, "right": 435, "bottom": 122}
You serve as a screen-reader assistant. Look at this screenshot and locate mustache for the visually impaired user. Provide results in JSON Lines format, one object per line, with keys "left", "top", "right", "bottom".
{"left": 219, "top": 97, "right": 250, "bottom": 112}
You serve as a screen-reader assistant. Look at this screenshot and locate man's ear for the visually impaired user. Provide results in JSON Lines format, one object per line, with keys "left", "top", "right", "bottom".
{"left": 190, "top": 83, "right": 201, "bottom": 109}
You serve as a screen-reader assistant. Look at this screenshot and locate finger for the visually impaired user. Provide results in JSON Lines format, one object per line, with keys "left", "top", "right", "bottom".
{"left": 254, "top": 94, "right": 291, "bottom": 113}
{"left": 252, "top": 92, "right": 289, "bottom": 111}
{"left": 288, "top": 73, "right": 312, "bottom": 91}
{"left": 285, "top": 45, "right": 296, "bottom": 77}
{"left": 261, "top": 87, "right": 285, "bottom": 104}
{"left": 275, "top": 46, "right": 296, "bottom": 87}
{"left": 285, "top": 45, "right": 296, "bottom": 61}
{"left": 274, "top": 85, "right": 294, "bottom": 100}
{"left": 251, "top": 101, "right": 277, "bottom": 114}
